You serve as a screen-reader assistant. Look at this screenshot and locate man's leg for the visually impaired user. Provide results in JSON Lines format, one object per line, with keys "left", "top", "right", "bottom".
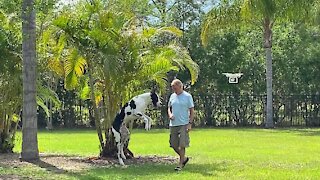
{"left": 171, "top": 137, "right": 180, "bottom": 156}
{"left": 172, "top": 146, "right": 186, "bottom": 167}
{"left": 172, "top": 146, "right": 180, "bottom": 155}
{"left": 170, "top": 126, "right": 182, "bottom": 168}
{"left": 178, "top": 125, "right": 189, "bottom": 167}
{"left": 179, "top": 147, "right": 186, "bottom": 167}
{"left": 172, "top": 145, "right": 188, "bottom": 170}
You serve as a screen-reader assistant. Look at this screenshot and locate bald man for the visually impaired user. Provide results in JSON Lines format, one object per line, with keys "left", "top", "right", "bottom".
{"left": 168, "top": 79, "right": 194, "bottom": 171}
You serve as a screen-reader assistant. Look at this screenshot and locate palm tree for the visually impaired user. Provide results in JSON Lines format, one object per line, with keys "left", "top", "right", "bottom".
{"left": 0, "top": 73, "right": 22, "bottom": 153}
{"left": 201, "top": 0, "right": 317, "bottom": 128}
{"left": 21, "top": 0, "right": 39, "bottom": 160}
{"left": 0, "top": 9, "right": 21, "bottom": 152}
{"left": 50, "top": 0, "right": 199, "bottom": 157}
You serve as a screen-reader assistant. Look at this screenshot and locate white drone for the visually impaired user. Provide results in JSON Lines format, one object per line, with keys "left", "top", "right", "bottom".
{"left": 222, "top": 73, "right": 243, "bottom": 84}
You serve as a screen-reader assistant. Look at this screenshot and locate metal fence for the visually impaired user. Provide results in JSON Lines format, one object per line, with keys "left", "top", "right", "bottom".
{"left": 191, "top": 94, "right": 320, "bottom": 127}
{"left": 41, "top": 94, "right": 320, "bottom": 128}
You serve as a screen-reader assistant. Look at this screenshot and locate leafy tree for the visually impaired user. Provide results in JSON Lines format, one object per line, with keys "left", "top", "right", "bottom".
{"left": 50, "top": 0, "right": 198, "bottom": 156}
{"left": 147, "top": 0, "right": 204, "bottom": 124}
{"left": 0, "top": 10, "right": 22, "bottom": 151}
{"left": 271, "top": 23, "right": 320, "bottom": 94}
{"left": 201, "top": 0, "right": 318, "bottom": 128}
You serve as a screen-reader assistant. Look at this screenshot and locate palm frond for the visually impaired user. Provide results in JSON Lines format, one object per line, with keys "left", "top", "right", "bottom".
{"left": 64, "top": 49, "right": 87, "bottom": 90}
{"left": 36, "top": 83, "right": 61, "bottom": 118}
{"left": 45, "top": 31, "right": 66, "bottom": 77}
{"left": 166, "top": 44, "right": 200, "bottom": 85}
{"left": 138, "top": 26, "right": 183, "bottom": 42}
{"left": 80, "top": 85, "right": 90, "bottom": 100}
{"left": 139, "top": 56, "right": 178, "bottom": 92}
{"left": 37, "top": 84, "right": 61, "bottom": 109}
{"left": 138, "top": 43, "right": 199, "bottom": 87}
{"left": 157, "top": 26, "right": 183, "bottom": 37}
{"left": 240, "top": 0, "right": 255, "bottom": 21}
{"left": 36, "top": 97, "right": 50, "bottom": 117}
{"left": 201, "top": 2, "right": 241, "bottom": 46}
{"left": 77, "top": 76, "right": 90, "bottom": 100}
{"left": 48, "top": 58, "right": 64, "bottom": 76}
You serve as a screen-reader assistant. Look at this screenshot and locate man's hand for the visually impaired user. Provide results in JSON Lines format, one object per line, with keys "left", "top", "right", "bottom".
{"left": 186, "top": 123, "right": 192, "bottom": 132}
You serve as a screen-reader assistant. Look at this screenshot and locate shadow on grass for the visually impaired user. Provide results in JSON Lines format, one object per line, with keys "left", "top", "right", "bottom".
{"left": 226, "top": 127, "right": 320, "bottom": 136}
{"left": 132, "top": 129, "right": 169, "bottom": 134}
{"left": 285, "top": 128, "right": 320, "bottom": 136}
{"left": 26, "top": 159, "right": 66, "bottom": 173}
{"left": 70, "top": 162, "right": 227, "bottom": 180}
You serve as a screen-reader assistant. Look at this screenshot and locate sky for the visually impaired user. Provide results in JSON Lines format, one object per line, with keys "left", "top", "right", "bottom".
{"left": 58, "top": 0, "right": 213, "bottom": 12}
{"left": 57, "top": 0, "right": 213, "bottom": 28}
{"left": 59, "top": 0, "right": 79, "bottom": 6}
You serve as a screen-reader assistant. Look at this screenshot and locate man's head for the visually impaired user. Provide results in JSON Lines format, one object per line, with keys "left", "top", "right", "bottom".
{"left": 171, "top": 79, "right": 183, "bottom": 94}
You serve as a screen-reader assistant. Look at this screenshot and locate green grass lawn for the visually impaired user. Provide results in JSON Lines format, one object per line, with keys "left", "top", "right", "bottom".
{"left": 2, "top": 128, "right": 320, "bottom": 179}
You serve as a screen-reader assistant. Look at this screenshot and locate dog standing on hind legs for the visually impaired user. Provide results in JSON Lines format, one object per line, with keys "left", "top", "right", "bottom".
{"left": 111, "top": 90, "right": 161, "bottom": 166}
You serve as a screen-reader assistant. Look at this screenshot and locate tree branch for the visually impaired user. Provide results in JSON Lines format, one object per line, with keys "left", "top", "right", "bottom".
{"left": 167, "top": 1, "right": 178, "bottom": 12}
{"left": 151, "top": 0, "right": 162, "bottom": 14}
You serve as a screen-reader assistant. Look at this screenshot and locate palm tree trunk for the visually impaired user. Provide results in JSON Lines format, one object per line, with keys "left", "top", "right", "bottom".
{"left": 46, "top": 73, "right": 53, "bottom": 130}
{"left": 21, "top": 0, "right": 39, "bottom": 160}
{"left": 99, "top": 71, "right": 133, "bottom": 158}
{"left": 87, "top": 60, "right": 104, "bottom": 151}
{"left": 264, "top": 19, "right": 274, "bottom": 128}
{"left": 265, "top": 47, "right": 274, "bottom": 128}
{"left": 160, "top": 71, "right": 176, "bottom": 127}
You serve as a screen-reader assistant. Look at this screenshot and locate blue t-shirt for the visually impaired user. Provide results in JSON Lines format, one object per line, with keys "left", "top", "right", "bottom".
{"left": 168, "top": 91, "right": 194, "bottom": 127}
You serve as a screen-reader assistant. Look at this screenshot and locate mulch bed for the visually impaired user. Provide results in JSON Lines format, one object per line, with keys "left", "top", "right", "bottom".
{"left": 0, "top": 153, "right": 177, "bottom": 173}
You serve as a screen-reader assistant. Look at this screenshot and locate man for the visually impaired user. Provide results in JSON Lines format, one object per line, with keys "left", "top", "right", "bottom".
{"left": 168, "top": 79, "right": 194, "bottom": 171}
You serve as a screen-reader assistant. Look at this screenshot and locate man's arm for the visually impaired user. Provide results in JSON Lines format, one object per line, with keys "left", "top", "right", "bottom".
{"left": 187, "top": 107, "right": 194, "bottom": 131}
{"left": 189, "top": 107, "right": 194, "bottom": 124}
{"left": 168, "top": 106, "right": 174, "bottom": 120}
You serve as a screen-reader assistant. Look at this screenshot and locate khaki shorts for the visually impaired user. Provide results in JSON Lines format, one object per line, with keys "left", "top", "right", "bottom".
{"left": 169, "top": 125, "right": 190, "bottom": 149}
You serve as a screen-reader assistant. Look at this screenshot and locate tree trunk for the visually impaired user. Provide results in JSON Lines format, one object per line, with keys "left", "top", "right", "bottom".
{"left": 48, "top": 99, "right": 53, "bottom": 129}
{"left": 45, "top": 74, "right": 53, "bottom": 130}
{"left": 0, "top": 113, "right": 16, "bottom": 153}
{"left": 100, "top": 128, "right": 134, "bottom": 159}
{"left": 160, "top": 71, "right": 176, "bottom": 127}
{"left": 264, "top": 19, "right": 274, "bottom": 128}
{"left": 87, "top": 60, "right": 104, "bottom": 152}
{"left": 99, "top": 81, "right": 133, "bottom": 158}
{"left": 21, "top": 0, "right": 39, "bottom": 160}
{"left": 45, "top": 99, "right": 53, "bottom": 130}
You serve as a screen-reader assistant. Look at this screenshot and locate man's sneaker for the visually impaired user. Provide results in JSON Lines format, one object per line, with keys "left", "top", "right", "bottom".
{"left": 182, "top": 157, "right": 189, "bottom": 168}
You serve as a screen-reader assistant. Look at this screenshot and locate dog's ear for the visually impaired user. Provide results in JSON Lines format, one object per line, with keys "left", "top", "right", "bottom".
{"left": 151, "top": 82, "right": 159, "bottom": 94}
{"left": 183, "top": 81, "right": 191, "bottom": 90}
{"left": 151, "top": 88, "right": 157, "bottom": 94}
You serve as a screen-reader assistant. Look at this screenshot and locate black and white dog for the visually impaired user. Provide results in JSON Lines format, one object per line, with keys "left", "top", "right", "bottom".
{"left": 111, "top": 91, "right": 161, "bottom": 166}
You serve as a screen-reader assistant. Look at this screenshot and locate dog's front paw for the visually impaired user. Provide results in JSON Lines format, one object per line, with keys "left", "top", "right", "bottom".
{"left": 119, "top": 158, "right": 125, "bottom": 166}
{"left": 144, "top": 122, "right": 149, "bottom": 131}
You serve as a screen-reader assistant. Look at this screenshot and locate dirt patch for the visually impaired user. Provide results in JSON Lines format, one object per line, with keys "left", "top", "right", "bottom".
{"left": 0, "top": 175, "right": 23, "bottom": 180}
{"left": 83, "top": 155, "right": 177, "bottom": 168}
{"left": 0, "top": 153, "right": 178, "bottom": 173}
{"left": 0, "top": 153, "right": 25, "bottom": 168}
